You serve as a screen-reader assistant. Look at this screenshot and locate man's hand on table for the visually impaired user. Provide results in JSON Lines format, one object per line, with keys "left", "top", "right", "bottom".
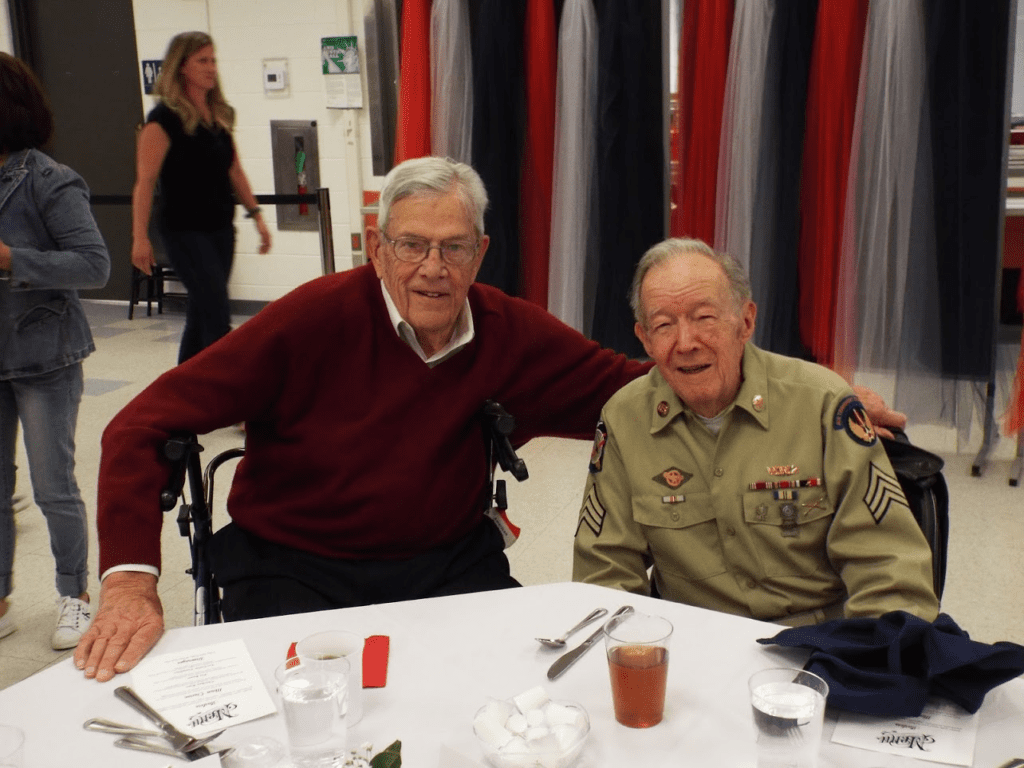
{"left": 74, "top": 571, "right": 164, "bottom": 682}
{"left": 851, "top": 385, "right": 908, "bottom": 441}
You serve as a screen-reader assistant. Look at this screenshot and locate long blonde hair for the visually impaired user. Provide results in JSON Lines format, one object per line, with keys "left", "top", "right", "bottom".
{"left": 154, "top": 31, "right": 234, "bottom": 135}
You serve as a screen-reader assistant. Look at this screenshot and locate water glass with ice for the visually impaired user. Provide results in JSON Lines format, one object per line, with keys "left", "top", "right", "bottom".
{"left": 274, "top": 660, "right": 349, "bottom": 767}
{"left": 748, "top": 667, "right": 829, "bottom": 768}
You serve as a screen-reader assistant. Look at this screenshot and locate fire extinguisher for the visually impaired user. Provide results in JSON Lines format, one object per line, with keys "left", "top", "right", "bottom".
{"left": 295, "top": 137, "right": 308, "bottom": 216}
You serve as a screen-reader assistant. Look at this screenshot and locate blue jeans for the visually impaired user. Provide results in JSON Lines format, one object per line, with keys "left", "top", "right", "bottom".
{"left": 0, "top": 363, "right": 89, "bottom": 599}
{"left": 160, "top": 225, "right": 235, "bottom": 364}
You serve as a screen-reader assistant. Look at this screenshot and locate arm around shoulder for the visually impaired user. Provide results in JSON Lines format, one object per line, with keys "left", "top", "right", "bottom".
{"left": 74, "top": 571, "right": 164, "bottom": 682}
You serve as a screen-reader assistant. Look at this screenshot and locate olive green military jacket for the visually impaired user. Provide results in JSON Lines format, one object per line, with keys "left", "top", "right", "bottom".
{"left": 572, "top": 344, "right": 939, "bottom": 626}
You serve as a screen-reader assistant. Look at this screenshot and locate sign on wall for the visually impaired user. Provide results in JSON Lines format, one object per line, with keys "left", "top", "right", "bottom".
{"left": 321, "top": 36, "right": 362, "bottom": 109}
{"left": 141, "top": 60, "right": 162, "bottom": 94}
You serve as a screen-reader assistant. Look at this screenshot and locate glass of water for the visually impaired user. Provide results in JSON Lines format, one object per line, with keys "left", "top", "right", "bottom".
{"left": 275, "top": 659, "right": 349, "bottom": 767}
{"left": 748, "top": 668, "right": 829, "bottom": 768}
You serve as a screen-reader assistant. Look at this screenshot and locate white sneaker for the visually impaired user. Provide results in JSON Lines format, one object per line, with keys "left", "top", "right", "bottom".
{"left": 52, "top": 596, "right": 91, "bottom": 650}
{"left": 0, "top": 608, "right": 14, "bottom": 640}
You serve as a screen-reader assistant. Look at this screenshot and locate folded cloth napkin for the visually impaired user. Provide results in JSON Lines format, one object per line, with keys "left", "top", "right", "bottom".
{"left": 757, "top": 611, "right": 1024, "bottom": 716}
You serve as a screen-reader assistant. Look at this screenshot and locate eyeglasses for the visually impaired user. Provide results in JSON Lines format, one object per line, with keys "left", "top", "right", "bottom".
{"left": 381, "top": 234, "right": 479, "bottom": 266}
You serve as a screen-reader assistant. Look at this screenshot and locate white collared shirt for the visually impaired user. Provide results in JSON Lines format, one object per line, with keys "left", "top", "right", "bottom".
{"left": 379, "top": 279, "right": 475, "bottom": 367}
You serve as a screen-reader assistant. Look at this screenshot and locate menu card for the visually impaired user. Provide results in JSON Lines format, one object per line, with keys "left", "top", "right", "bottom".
{"left": 831, "top": 698, "right": 980, "bottom": 766}
{"left": 131, "top": 639, "right": 277, "bottom": 736}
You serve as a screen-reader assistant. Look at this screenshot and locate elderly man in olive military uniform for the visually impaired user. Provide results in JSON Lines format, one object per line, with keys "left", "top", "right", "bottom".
{"left": 572, "top": 238, "right": 939, "bottom": 626}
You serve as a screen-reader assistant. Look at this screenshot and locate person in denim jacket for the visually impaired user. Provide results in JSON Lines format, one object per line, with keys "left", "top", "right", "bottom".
{"left": 0, "top": 53, "right": 110, "bottom": 649}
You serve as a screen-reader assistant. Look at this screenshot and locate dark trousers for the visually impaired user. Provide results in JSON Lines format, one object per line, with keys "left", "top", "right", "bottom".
{"left": 207, "top": 520, "right": 521, "bottom": 621}
{"left": 160, "top": 225, "right": 235, "bottom": 364}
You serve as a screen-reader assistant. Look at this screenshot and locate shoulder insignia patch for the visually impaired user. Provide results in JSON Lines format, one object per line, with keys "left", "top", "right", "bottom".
{"left": 589, "top": 421, "right": 608, "bottom": 473}
{"left": 576, "top": 485, "right": 607, "bottom": 538}
{"left": 653, "top": 467, "right": 693, "bottom": 489}
{"left": 863, "top": 462, "right": 910, "bottom": 524}
{"left": 834, "top": 395, "right": 877, "bottom": 446}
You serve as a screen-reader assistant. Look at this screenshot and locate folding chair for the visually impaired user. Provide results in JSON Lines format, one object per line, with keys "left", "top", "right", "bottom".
{"left": 161, "top": 401, "right": 529, "bottom": 626}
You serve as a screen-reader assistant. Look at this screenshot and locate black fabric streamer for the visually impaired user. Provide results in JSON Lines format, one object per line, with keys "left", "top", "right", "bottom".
{"left": 590, "top": 0, "right": 664, "bottom": 357}
{"left": 923, "top": 0, "right": 1011, "bottom": 379}
{"left": 757, "top": 611, "right": 1024, "bottom": 717}
{"left": 470, "top": 0, "right": 526, "bottom": 297}
{"left": 756, "top": 0, "right": 817, "bottom": 360}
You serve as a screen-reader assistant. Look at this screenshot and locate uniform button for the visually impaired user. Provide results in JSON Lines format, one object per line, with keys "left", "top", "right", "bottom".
{"left": 671, "top": 512, "right": 680, "bottom": 522}
{"left": 746, "top": 579, "right": 756, "bottom": 590}
{"left": 714, "top": 468, "right": 724, "bottom": 477}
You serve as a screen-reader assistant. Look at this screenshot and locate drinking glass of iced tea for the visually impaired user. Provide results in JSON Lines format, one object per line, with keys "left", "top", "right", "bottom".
{"left": 603, "top": 612, "right": 673, "bottom": 728}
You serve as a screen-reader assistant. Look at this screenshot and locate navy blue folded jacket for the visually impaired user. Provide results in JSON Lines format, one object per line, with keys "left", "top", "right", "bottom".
{"left": 757, "top": 611, "right": 1024, "bottom": 716}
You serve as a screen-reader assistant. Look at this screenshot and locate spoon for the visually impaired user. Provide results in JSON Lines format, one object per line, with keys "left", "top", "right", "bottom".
{"left": 536, "top": 607, "right": 608, "bottom": 649}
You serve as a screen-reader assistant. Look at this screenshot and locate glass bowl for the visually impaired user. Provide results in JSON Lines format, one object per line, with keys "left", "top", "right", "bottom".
{"left": 473, "top": 698, "right": 590, "bottom": 768}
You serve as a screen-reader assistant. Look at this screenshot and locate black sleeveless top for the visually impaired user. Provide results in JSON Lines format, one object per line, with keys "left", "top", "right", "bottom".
{"left": 148, "top": 102, "right": 236, "bottom": 232}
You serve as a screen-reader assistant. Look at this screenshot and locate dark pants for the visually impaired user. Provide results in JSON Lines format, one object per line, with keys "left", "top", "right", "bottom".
{"left": 160, "top": 225, "right": 235, "bottom": 364}
{"left": 207, "top": 520, "right": 521, "bottom": 621}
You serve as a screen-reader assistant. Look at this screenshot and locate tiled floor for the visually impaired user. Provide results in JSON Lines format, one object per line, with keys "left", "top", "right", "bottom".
{"left": 2, "top": 300, "right": 1022, "bottom": 690}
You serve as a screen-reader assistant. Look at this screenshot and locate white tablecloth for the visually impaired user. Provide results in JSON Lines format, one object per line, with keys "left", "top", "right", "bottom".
{"left": 1, "top": 582, "right": 1021, "bottom": 767}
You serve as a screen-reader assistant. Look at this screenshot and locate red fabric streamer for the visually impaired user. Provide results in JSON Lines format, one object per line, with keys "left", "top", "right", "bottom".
{"left": 394, "top": 0, "right": 432, "bottom": 164}
{"left": 673, "top": 0, "right": 733, "bottom": 243}
{"left": 797, "top": 0, "right": 869, "bottom": 366}
{"left": 1004, "top": 341, "right": 1024, "bottom": 435}
{"left": 519, "top": 0, "right": 557, "bottom": 307}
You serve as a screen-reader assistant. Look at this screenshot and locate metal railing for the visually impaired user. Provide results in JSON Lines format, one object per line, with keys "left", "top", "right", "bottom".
{"left": 90, "top": 188, "right": 336, "bottom": 275}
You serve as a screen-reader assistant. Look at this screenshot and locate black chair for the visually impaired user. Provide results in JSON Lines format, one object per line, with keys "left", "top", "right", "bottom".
{"left": 161, "top": 402, "right": 529, "bottom": 626}
{"left": 882, "top": 432, "right": 949, "bottom": 600}
{"left": 128, "top": 261, "right": 181, "bottom": 319}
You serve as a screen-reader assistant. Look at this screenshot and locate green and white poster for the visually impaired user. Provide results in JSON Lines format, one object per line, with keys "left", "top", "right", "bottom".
{"left": 322, "top": 36, "right": 359, "bottom": 74}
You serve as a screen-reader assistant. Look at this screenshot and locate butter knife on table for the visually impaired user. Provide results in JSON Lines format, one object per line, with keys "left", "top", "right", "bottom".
{"left": 114, "top": 685, "right": 221, "bottom": 752}
{"left": 547, "top": 606, "right": 633, "bottom": 680}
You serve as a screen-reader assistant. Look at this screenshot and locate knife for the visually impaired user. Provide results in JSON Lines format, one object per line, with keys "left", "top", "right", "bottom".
{"left": 114, "top": 685, "right": 219, "bottom": 753}
{"left": 114, "top": 735, "right": 231, "bottom": 762}
{"left": 547, "top": 605, "right": 633, "bottom": 680}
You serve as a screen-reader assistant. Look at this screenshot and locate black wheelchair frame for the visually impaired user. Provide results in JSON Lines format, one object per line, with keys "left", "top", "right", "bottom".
{"left": 161, "top": 401, "right": 529, "bottom": 626}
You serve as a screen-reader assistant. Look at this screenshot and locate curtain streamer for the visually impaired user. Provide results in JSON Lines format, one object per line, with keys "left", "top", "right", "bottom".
{"left": 591, "top": 0, "right": 664, "bottom": 357}
{"left": 714, "top": 0, "right": 776, "bottom": 276}
{"left": 430, "top": 0, "right": 473, "bottom": 164}
{"left": 548, "top": 0, "right": 599, "bottom": 333}
{"left": 471, "top": 0, "right": 526, "bottom": 297}
{"left": 842, "top": 0, "right": 931, "bottom": 378}
{"left": 394, "top": 0, "right": 431, "bottom": 164}
{"left": 796, "top": 0, "right": 868, "bottom": 367}
{"left": 519, "top": 0, "right": 557, "bottom": 308}
{"left": 752, "top": 0, "right": 818, "bottom": 356}
{"left": 675, "top": 0, "right": 733, "bottom": 244}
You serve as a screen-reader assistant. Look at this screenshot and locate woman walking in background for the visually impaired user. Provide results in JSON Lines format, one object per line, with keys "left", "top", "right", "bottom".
{"left": 0, "top": 53, "right": 110, "bottom": 649}
{"left": 132, "top": 31, "right": 271, "bottom": 364}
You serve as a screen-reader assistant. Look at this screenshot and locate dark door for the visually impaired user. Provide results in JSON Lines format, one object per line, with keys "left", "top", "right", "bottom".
{"left": 8, "top": 0, "right": 143, "bottom": 301}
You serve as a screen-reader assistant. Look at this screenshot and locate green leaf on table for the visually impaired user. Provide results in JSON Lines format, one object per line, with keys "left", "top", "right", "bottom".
{"left": 370, "top": 739, "right": 401, "bottom": 768}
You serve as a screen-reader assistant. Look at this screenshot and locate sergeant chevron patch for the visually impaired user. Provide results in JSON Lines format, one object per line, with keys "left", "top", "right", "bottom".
{"left": 576, "top": 485, "right": 607, "bottom": 538}
{"left": 863, "top": 462, "right": 909, "bottom": 524}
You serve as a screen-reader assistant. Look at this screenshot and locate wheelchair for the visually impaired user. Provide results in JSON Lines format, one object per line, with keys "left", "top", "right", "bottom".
{"left": 160, "top": 400, "right": 529, "bottom": 626}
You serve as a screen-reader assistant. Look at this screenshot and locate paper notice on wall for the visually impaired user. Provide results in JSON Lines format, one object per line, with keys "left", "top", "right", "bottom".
{"left": 322, "top": 36, "right": 362, "bottom": 108}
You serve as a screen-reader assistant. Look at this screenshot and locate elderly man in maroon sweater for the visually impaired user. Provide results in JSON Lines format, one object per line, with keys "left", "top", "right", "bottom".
{"left": 75, "top": 157, "right": 906, "bottom": 682}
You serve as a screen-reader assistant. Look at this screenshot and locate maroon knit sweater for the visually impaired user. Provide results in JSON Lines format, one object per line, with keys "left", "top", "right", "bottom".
{"left": 98, "top": 265, "right": 649, "bottom": 574}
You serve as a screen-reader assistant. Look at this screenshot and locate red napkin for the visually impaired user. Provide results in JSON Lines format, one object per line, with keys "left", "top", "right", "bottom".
{"left": 362, "top": 635, "right": 389, "bottom": 688}
{"left": 285, "top": 636, "right": 390, "bottom": 688}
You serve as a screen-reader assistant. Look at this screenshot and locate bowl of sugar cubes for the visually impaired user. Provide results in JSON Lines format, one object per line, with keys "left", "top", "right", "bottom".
{"left": 473, "top": 685, "right": 590, "bottom": 768}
